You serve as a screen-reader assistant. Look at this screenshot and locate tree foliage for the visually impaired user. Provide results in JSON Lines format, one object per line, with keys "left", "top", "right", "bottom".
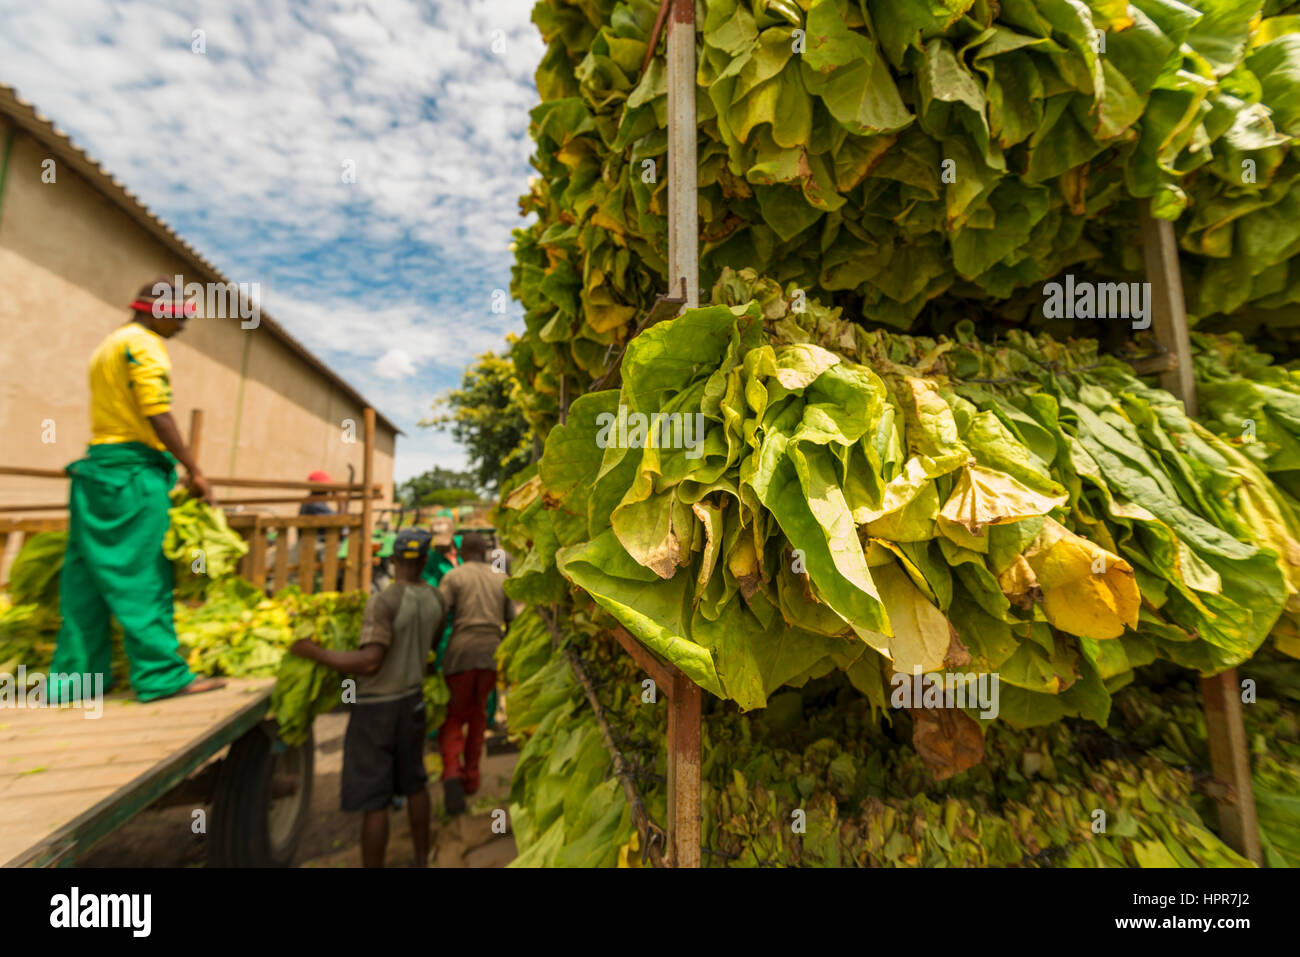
{"left": 395, "top": 467, "right": 483, "bottom": 507}
{"left": 423, "top": 348, "right": 533, "bottom": 493}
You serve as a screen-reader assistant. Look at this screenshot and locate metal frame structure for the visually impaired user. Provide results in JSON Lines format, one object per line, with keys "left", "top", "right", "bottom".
{"left": 565, "top": 1, "right": 1265, "bottom": 870}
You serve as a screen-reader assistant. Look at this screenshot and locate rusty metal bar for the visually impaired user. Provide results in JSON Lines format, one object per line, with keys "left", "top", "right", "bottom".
{"left": 1139, "top": 198, "right": 1261, "bottom": 864}
{"left": 610, "top": 625, "right": 675, "bottom": 692}
{"left": 667, "top": 671, "right": 701, "bottom": 868}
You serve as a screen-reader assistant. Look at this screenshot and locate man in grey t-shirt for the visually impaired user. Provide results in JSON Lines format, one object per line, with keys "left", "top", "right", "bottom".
{"left": 290, "top": 527, "right": 443, "bottom": 866}
{"left": 437, "top": 532, "right": 514, "bottom": 815}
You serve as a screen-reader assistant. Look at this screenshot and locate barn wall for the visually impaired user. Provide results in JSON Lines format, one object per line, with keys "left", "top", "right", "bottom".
{"left": 0, "top": 120, "right": 396, "bottom": 523}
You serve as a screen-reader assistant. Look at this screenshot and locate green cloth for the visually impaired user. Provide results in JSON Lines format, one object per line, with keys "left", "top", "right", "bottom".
{"left": 50, "top": 442, "right": 195, "bottom": 702}
{"left": 421, "top": 548, "right": 457, "bottom": 669}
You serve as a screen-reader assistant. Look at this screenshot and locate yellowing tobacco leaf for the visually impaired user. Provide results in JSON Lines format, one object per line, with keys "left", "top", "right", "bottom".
{"left": 1024, "top": 519, "right": 1139, "bottom": 640}
{"left": 875, "top": 561, "right": 954, "bottom": 673}
{"left": 937, "top": 463, "right": 1067, "bottom": 537}
{"left": 997, "top": 553, "right": 1039, "bottom": 608}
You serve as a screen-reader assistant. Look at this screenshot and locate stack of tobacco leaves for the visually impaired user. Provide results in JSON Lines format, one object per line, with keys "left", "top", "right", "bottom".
{"left": 501, "top": 605, "right": 1285, "bottom": 867}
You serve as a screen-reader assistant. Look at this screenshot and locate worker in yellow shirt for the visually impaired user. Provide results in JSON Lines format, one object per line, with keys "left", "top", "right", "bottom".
{"left": 50, "top": 278, "right": 225, "bottom": 702}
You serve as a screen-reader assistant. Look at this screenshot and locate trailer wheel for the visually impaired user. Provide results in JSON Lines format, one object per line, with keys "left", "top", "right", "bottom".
{"left": 208, "top": 722, "right": 314, "bottom": 867}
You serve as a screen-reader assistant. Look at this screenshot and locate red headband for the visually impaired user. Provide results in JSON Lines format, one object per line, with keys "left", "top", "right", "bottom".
{"left": 129, "top": 299, "right": 197, "bottom": 319}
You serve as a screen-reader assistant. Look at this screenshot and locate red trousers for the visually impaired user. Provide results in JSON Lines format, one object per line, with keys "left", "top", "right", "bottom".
{"left": 440, "top": 669, "right": 495, "bottom": 792}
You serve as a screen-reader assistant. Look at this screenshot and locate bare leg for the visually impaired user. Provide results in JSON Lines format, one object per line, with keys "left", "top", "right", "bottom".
{"left": 407, "top": 786, "right": 430, "bottom": 867}
{"left": 361, "top": 809, "right": 389, "bottom": 867}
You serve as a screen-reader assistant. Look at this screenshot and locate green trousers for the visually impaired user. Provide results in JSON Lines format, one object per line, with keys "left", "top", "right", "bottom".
{"left": 50, "top": 442, "right": 195, "bottom": 702}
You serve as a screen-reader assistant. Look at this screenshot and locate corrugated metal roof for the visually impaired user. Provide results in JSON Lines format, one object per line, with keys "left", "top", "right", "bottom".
{"left": 0, "top": 83, "right": 403, "bottom": 436}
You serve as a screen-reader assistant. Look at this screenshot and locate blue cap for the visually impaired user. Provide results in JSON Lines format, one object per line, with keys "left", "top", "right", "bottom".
{"left": 393, "top": 528, "right": 432, "bottom": 561}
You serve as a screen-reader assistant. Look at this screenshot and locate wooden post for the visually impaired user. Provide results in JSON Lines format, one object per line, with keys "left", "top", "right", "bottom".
{"left": 610, "top": 626, "right": 701, "bottom": 867}
{"left": 667, "top": 0, "right": 698, "bottom": 310}
{"left": 247, "top": 517, "right": 267, "bottom": 589}
{"left": 299, "top": 530, "right": 317, "bottom": 595}
{"left": 1138, "top": 202, "right": 1197, "bottom": 409}
{"left": 321, "top": 527, "right": 340, "bottom": 593}
{"left": 272, "top": 521, "right": 291, "bottom": 593}
{"left": 1139, "top": 199, "right": 1262, "bottom": 865}
{"left": 658, "top": 0, "right": 703, "bottom": 868}
{"left": 360, "top": 408, "right": 375, "bottom": 594}
{"left": 188, "top": 408, "right": 204, "bottom": 463}
{"left": 1201, "top": 669, "right": 1262, "bottom": 862}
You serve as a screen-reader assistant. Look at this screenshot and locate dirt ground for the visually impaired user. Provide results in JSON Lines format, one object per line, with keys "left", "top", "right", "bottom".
{"left": 79, "top": 710, "right": 519, "bottom": 868}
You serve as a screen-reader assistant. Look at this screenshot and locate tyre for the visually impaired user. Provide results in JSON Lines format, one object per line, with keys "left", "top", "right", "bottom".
{"left": 208, "top": 722, "right": 314, "bottom": 867}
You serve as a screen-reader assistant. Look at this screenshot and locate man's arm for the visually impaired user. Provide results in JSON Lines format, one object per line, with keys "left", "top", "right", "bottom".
{"left": 437, "top": 576, "right": 456, "bottom": 621}
{"left": 290, "top": 640, "right": 386, "bottom": 676}
{"left": 147, "top": 411, "right": 212, "bottom": 502}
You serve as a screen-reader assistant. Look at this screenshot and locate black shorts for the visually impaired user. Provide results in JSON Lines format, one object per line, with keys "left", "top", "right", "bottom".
{"left": 340, "top": 690, "right": 428, "bottom": 812}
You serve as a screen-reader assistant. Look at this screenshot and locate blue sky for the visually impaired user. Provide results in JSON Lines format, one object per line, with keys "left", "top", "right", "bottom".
{"left": 0, "top": 0, "right": 546, "bottom": 483}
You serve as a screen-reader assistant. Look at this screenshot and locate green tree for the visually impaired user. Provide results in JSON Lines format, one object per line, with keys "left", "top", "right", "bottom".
{"left": 423, "top": 349, "right": 532, "bottom": 492}
{"left": 396, "top": 466, "right": 482, "bottom": 507}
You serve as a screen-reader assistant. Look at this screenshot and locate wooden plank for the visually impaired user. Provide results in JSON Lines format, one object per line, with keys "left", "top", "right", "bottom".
{"left": 361, "top": 408, "right": 375, "bottom": 594}
{"left": 272, "top": 524, "right": 291, "bottom": 592}
{"left": 667, "top": 673, "right": 701, "bottom": 869}
{"left": 227, "top": 513, "right": 355, "bottom": 531}
{"left": 0, "top": 720, "right": 259, "bottom": 755}
{"left": 204, "top": 476, "right": 369, "bottom": 492}
{"left": 299, "top": 528, "right": 317, "bottom": 595}
{"left": 0, "top": 679, "right": 273, "bottom": 867}
{"left": 206, "top": 494, "right": 372, "bottom": 507}
{"left": 0, "top": 466, "right": 66, "bottom": 480}
{"left": 0, "top": 518, "right": 68, "bottom": 534}
{"left": 1139, "top": 197, "right": 1260, "bottom": 865}
{"left": 321, "top": 527, "right": 340, "bottom": 593}
{"left": 0, "top": 503, "right": 68, "bottom": 513}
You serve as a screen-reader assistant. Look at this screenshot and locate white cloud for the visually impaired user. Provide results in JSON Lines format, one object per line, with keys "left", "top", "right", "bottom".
{"left": 374, "top": 347, "right": 418, "bottom": 380}
{"left": 0, "top": 0, "right": 544, "bottom": 480}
